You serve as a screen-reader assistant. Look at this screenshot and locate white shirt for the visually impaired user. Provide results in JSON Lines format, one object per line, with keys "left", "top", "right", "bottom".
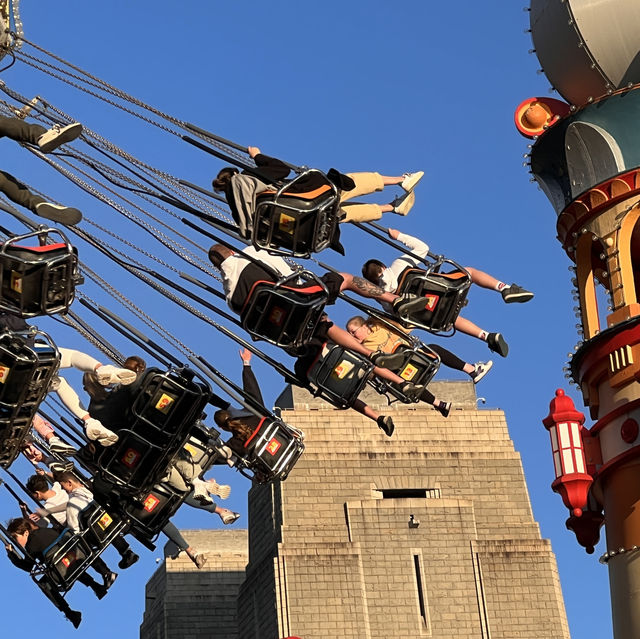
{"left": 37, "top": 482, "right": 69, "bottom": 525}
{"left": 379, "top": 232, "right": 429, "bottom": 312}
{"left": 66, "top": 486, "right": 94, "bottom": 533}
{"left": 220, "top": 246, "right": 293, "bottom": 305}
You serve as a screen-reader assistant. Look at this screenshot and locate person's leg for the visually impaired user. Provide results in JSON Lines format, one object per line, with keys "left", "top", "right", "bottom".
{"left": 427, "top": 344, "right": 468, "bottom": 372}
{"left": 465, "top": 266, "right": 504, "bottom": 291}
{"left": 352, "top": 399, "right": 395, "bottom": 436}
{"left": 339, "top": 172, "right": 385, "bottom": 202}
{"left": 38, "top": 576, "right": 82, "bottom": 625}
{"left": 455, "top": 317, "right": 509, "bottom": 358}
{"left": 112, "top": 534, "right": 139, "bottom": 568}
{"left": 0, "top": 116, "right": 47, "bottom": 144}
{"left": 0, "top": 170, "right": 46, "bottom": 210}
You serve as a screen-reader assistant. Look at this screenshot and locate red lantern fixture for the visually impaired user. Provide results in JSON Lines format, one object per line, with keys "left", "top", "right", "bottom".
{"left": 542, "top": 389, "right": 593, "bottom": 517}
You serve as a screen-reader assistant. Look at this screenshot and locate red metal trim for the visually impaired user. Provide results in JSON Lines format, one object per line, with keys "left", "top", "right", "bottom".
{"left": 10, "top": 242, "right": 67, "bottom": 253}
{"left": 593, "top": 445, "right": 640, "bottom": 481}
{"left": 589, "top": 398, "right": 640, "bottom": 435}
{"left": 243, "top": 417, "right": 266, "bottom": 449}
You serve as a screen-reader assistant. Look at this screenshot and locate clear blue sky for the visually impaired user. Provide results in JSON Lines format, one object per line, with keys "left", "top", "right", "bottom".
{"left": 0, "top": 2, "right": 610, "bottom": 637}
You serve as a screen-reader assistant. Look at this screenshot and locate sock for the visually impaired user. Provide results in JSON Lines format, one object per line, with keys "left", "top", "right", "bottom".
{"left": 478, "top": 330, "right": 489, "bottom": 341}
{"left": 495, "top": 281, "right": 507, "bottom": 292}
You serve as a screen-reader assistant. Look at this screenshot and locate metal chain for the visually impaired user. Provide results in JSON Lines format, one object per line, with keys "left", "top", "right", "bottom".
{"left": 61, "top": 313, "right": 124, "bottom": 363}
{"left": 13, "top": 36, "right": 250, "bottom": 163}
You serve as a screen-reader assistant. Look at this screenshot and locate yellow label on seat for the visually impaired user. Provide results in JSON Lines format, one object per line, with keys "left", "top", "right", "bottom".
{"left": 97, "top": 513, "right": 113, "bottom": 530}
{"left": 400, "top": 364, "right": 418, "bottom": 381}
{"left": 278, "top": 213, "right": 296, "bottom": 234}
{"left": 0, "top": 365, "right": 9, "bottom": 383}
{"left": 10, "top": 271, "right": 22, "bottom": 293}
{"left": 333, "top": 360, "right": 354, "bottom": 379}
{"left": 155, "top": 393, "right": 175, "bottom": 413}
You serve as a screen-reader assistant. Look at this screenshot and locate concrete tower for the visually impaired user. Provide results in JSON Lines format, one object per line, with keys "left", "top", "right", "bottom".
{"left": 517, "top": 1, "right": 640, "bottom": 637}
{"left": 141, "top": 381, "right": 571, "bottom": 639}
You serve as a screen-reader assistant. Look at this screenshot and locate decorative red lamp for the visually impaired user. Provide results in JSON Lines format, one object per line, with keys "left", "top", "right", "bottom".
{"left": 542, "top": 389, "right": 593, "bottom": 516}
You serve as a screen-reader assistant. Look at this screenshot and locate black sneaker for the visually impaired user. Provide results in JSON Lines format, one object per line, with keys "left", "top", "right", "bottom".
{"left": 470, "top": 360, "right": 493, "bottom": 384}
{"left": 118, "top": 549, "right": 139, "bottom": 570}
{"left": 392, "top": 294, "right": 426, "bottom": 317}
{"left": 487, "top": 332, "right": 509, "bottom": 358}
{"left": 92, "top": 583, "right": 108, "bottom": 600}
{"left": 34, "top": 202, "right": 82, "bottom": 225}
{"left": 103, "top": 571, "right": 118, "bottom": 590}
{"left": 66, "top": 610, "right": 82, "bottom": 628}
{"left": 369, "top": 350, "right": 405, "bottom": 370}
{"left": 377, "top": 415, "right": 395, "bottom": 437}
{"left": 501, "top": 284, "right": 534, "bottom": 304}
{"left": 435, "top": 401, "right": 451, "bottom": 418}
{"left": 401, "top": 382, "right": 424, "bottom": 401}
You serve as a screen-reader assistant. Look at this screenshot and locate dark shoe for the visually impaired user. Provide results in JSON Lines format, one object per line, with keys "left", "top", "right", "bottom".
{"left": 118, "top": 549, "right": 139, "bottom": 570}
{"left": 377, "top": 415, "right": 395, "bottom": 437}
{"left": 38, "top": 122, "right": 83, "bottom": 153}
{"left": 487, "top": 332, "right": 509, "bottom": 358}
{"left": 435, "top": 401, "right": 451, "bottom": 418}
{"left": 369, "top": 350, "right": 406, "bottom": 370}
{"left": 401, "top": 382, "right": 424, "bottom": 401}
{"left": 470, "top": 360, "right": 493, "bottom": 384}
{"left": 66, "top": 610, "right": 82, "bottom": 628}
{"left": 103, "top": 571, "right": 118, "bottom": 590}
{"left": 391, "top": 293, "right": 426, "bottom": 317}
{"left": 34, "top": 202, "right": 82, "bottom": 225}
{"left": 501, "top": 284, "right": 534, "bottom": 304}
{"left": 92, "top": 583, "right": 108, "bottom": 600}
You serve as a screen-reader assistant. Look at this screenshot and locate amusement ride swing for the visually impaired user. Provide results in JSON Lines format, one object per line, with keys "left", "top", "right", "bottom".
{"left": 0, "top": 4, "right": 475, "bottom": 624}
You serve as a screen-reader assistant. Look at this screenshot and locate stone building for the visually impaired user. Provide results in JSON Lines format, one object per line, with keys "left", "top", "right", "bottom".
{"left": 140, "top": 381, "right": 571, "bottom": 639}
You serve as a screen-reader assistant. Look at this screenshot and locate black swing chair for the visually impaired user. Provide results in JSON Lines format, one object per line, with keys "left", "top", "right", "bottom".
{"left": 0, "top": 228, "right": 81, "bottom": 318}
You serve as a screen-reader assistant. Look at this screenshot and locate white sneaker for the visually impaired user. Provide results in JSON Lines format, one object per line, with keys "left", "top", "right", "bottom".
{"left": 48, "top": 435, "right": 76, "bottom": 456}
{"left": 220, "top": 509, "right": 241, "bottom": 525}
{"left": 191, "top": 479, "right": 214, "bottom": 505}
{"left": 95, "top": 364, "right": 137, "bottom": 386}
{"left": 205, "top": 479, "right": 231, "bottom": 500}
{"left": 391, "top": 190, "right": 415, "bottom": 216}
{"left": 400, "top": 171, "right": 424, "bottom": 192}
{"left": 37, "top": 122, "right": 83, "bottom": 153}
{"left": 85, "top": 418, "right": 119, "bottom": 446}
{"left": 470, "top": 360, "right": 493, "bottom": 384}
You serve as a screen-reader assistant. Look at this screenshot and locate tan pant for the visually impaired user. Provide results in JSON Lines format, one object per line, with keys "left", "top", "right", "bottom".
{"left": 340, "top": 172, "right": 385, "bottom": 223}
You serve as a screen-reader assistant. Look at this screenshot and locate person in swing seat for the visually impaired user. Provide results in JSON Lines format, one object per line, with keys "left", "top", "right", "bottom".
{"left": 212, "top": 145, "right": 424, "bottom": 245}
{"left": 0, "top": 115, "right": 84, "bottom": 225}
{"left": 361, "top": 228, "right": 535, "bottom": 358}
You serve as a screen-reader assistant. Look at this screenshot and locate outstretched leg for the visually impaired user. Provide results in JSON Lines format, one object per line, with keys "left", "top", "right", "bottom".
{"left": 454, "top": 316, "right": 509, "bottom": 358}
{"left": 465, "top": 266, "right": 533, "bottom": 304}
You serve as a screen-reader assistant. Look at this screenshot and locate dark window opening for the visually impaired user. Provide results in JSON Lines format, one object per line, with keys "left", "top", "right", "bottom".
{"left": 380, "top": 488, "right": 440, "bottom": 499}
{"left": 413, "top": 554, "right": 427, "bottom": 626}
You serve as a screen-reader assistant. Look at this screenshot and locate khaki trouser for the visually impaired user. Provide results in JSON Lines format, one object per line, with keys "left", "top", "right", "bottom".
{"left": 340, "top": 172, "right": 385, "bottom": 223}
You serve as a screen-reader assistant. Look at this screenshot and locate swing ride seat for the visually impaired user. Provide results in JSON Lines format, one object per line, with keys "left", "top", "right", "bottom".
{"left": 0, "top": 330, "right": 60, "bottom": 468}
{"left": 0, "top": 229, "right": 80, "bottom": 318}
{"left": 31, "top": 508, "right": 124, "bottom": 594}
{"left": 394, "top": 259, "right": 472, "bottom": 333}
{"left": 232, "top": 416, "right": 305, "bottom": 483}
{"left": 252, "top": 169, "right": 341, "bottom": 258}
{"left": 368, "top": 343, "right": 441, "bottom": 404}
{"left": 306, "top": 343, "right": 374, "bottom": 409}
{"left": 240, "top": 270, "right": 329, "bottom": 349}
{"left": 94, "top": 367, "right": 210, "bottom": 496}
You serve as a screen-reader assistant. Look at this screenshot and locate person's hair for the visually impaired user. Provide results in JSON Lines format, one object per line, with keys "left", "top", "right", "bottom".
{"left": 208, "top": 244, "right": 231, "bottom": 269}
{"left": 361, "top": 259, "right": 386, "bottom": 283}
{"left": 26, "top": 475, "right": 49, "bottom": 495}
{"left": 7, "top": 517, "right": 34, "bottom": 537}
{"left": 55, "top": 471, "right": 79, "bottom": 485}
{"left": 214, "top": 409, "right": 254, "bottom": 443}
{"left": 212, "top": 167, "right": 239, "bottom": 192}
{"left": 123, "top": 355, "right": 146, "bottom": 373}
{"left": 82, "top": 372, "right": 109, "bottom": 401}
{"left": 346, "top": 316, "right": 367, "bottom": 333}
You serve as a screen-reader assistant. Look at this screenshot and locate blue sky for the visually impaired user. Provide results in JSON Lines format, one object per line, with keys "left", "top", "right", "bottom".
{"left": 0, "top": 1, "right": 611, "bottom": 637}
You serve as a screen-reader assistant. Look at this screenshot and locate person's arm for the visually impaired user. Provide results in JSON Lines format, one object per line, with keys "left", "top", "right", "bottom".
{"left": 388, "top": 229, "right": 430, "bottom": 259}
{"left": 252, "top": 152, "right": 291, "bottom": 182}
{"left": 5, "top": 545, "right": 33, "bottom": 572}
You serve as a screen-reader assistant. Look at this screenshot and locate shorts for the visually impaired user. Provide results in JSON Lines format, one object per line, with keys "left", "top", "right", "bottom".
{"left": 320, "top": 272, "right": 344, "bottom": 305}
